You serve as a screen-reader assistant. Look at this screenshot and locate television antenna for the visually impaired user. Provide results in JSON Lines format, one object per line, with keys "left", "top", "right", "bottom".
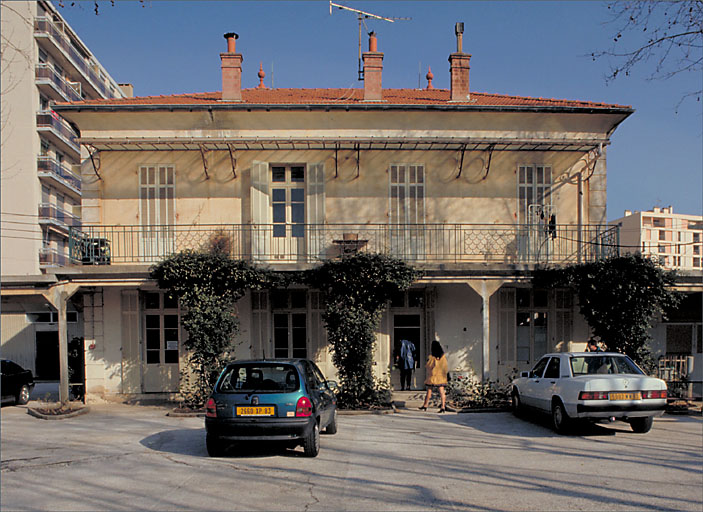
{"left": 329, "top": 1, "right": 410, "bottom": 81}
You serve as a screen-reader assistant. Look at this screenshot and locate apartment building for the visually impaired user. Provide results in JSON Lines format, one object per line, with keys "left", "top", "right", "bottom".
{"left": 12, "top": 27, "right": 634, "bottom": 401}
{"left": 1, "top": 1, "right": 125, "bottom": 378}
{"left": 612, "top": 206, "right": 703, "bottom": 271}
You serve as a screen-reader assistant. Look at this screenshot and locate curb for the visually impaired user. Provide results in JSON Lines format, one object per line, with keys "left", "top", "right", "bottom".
{"left": 27, "top": 405, "right": 91, "bottom": 420}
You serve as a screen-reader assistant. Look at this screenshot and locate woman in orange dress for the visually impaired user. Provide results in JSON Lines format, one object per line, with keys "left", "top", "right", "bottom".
{"left": 419, "top": 340, "right": 448, "bottom": 413}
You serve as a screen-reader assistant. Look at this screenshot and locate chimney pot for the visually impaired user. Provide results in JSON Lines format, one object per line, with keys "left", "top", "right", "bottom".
{"left": 369, "top": 31, "right": 377, "bottom": 52}
{"left": 224, "top": 32, "right": 239, "bottom": 53}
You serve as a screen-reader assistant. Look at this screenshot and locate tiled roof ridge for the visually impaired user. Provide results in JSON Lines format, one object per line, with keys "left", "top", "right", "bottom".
{"left": 55, "top": 88, "right": 631, "bottom": 109}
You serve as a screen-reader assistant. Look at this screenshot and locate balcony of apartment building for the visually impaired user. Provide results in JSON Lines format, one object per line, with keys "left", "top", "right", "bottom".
{"left": 39, "top": 203, "right": 81, "bottom": 234}
{"left": 68, "top": 222, "right": 619, "bottom": 268}
{"left": 35, "top": 63, "right": 82, "bottom": 103}
{"left": 36, "top": 110, "right": 80, "bottom": 159}
{"left": 34, "top": 16, "right": 118, "bottom": 99}
{"left": 37, "top": 156, "right": 81, "bottom": 198}
{"left": 39, "top": 246, "right": 69, "bottom": 268}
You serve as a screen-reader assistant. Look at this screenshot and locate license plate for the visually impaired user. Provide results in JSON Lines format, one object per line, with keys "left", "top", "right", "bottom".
{"left": 236, "top": 406, "right": 275, "bottom": 417}
{"left": 609, "top": 392, "right": 641, "bottom": 401}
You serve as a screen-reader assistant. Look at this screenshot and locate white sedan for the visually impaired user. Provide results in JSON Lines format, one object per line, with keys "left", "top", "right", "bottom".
{"left": 511, "top": 352, "right": 667, "bottom": 433}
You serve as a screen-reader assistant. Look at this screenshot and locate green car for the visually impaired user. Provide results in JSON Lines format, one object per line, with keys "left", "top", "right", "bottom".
{"left": 205, "top": 359, "right": 338, "bottom": 457}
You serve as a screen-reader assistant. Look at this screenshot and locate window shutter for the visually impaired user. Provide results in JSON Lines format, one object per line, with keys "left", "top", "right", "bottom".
{"left": 251, "top": 161, "right": 270, "bottom": 260}
{"left": 306, "top": 163, "right": 326, "bottom": 259}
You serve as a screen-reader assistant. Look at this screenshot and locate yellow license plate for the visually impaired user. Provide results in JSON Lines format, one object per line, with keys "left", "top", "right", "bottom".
{"left": 609, "top": 392, "right": 641, "bottom": 401}
{"left": 236, "top": 406, "right": 275, "bottom": 417}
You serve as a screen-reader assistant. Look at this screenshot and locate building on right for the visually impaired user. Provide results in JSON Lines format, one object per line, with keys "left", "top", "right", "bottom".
{"left": 611, "top": 206, "right": 703, "bottom": 398}
{"left": 611, "top": 206, "right": 703, "bottom": 270}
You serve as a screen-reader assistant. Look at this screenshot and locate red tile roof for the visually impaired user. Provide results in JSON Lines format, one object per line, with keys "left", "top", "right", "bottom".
{"left": 57, "top": 88, "right": 631, "bottom": 110}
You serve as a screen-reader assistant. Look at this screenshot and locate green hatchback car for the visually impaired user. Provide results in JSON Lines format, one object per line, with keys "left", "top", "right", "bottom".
{"left": 205, "top": 359, "right": 338, "bottom": 457}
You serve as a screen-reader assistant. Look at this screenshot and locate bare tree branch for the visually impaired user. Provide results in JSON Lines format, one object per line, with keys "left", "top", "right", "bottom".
{"left": 592, "top": 1, "right": 703, "bottom": 107}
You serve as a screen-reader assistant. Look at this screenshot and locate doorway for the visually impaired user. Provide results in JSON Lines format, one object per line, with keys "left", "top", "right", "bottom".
{"left": 35, "top": 331, "right": 59, "bottom": 380}
{"left": 392, "top": 314, "right": 422, "bottom": 390}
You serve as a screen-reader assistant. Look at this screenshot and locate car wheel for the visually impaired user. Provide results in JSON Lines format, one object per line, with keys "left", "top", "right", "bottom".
{"left": 511, "top": 390, "right": 522, "bottom": 416}
{"left": 629, "top": 416, "right": 654, "bottom": 434}
{"left": 206, "top": 433, "right": 226, "bottom": 457}
{"left": 551, "top": 400, "right": 571, "bottom": 434}
{"left": 324, "top": 410, "right": 338, "bottom": 435}
{"left": 303, "top": 421, "right": 320, "bottom": 457}
{"left": 16, "top": 384, "right": 30, "bottom": 405}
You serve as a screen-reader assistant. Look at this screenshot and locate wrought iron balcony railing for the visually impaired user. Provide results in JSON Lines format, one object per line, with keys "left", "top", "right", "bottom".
{"left": 37, "top": 156, "right": 81, "bottom": 194}
{"left": 35, "top": 64, "right": 82, "bottom": 102}
{"left": 69, "top": 223, "right": 619, "bottom": 266}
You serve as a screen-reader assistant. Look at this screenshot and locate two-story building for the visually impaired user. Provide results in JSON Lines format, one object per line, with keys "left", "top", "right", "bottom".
{"left": 44, "top": 28, "right": 632, "bottom": 401}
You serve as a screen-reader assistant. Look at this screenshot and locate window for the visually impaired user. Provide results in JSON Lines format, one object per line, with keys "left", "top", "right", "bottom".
{"left": 143, "top": 291, "right": 180, "bottom": 365}
{"left": 544, "top": 357, "right": 561, "bottom": 379}
{"left": 518, "top": 165, "right": 552, "bottom": 224}
{"left": 271, "top": 165, "right": 305, "bottom": 239}
{"left": 271, "top": 289, "right": 307, "bottom": 359}
{"left": 659, "top": 230, "right": 666, "bottom": 241}
{"left": 389, "top": 164, "right": 425, "bottom": 225}
{"left": 27, "top": 311, "right": 77, "bottom": 323}
{"left": 139, "top": 165, "right": 175, "bottom": 227}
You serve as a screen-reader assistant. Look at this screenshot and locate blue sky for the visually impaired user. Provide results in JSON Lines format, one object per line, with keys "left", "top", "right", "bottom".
{"left": 59, "top": 0, "right": 702, "bottom": 221}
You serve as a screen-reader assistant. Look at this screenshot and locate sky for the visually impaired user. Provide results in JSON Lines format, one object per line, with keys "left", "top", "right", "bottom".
{"left": 57, "top": 0, "right": 702, "bottom": 221}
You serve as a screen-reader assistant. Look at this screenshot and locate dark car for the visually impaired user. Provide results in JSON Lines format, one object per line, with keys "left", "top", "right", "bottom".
{"left": 205, "top": 359, "right": 338, "bottom": 457}
{"left": 1, "top": 359, "right": 35, "bottom": 405}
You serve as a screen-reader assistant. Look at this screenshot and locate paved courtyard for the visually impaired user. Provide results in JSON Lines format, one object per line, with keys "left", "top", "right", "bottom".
{"left": 1, "top": 403, "right": 701, "bottom": 511}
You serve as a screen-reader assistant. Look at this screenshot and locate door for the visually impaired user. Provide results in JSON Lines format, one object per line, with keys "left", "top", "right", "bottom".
{"left": 391, "top": 314, "right": 422, "bottom": 390}
{"left": 35, "top": 331, "right": 59, "bottom": 380}
{"left": 531, "top": 356, "right": 560, "bottom": 412}
{"left": 271, "top": 289, "right": 308, "bottom": 359}
{"left": 271, "top": 165, "right": 306, "bottom": 261}
{"left": 521, "top": 356, "right": 549, "bottom": 408}
{"left": 139, "top": 165, "right": 175, "bottom": 261}
{"left": 142, "top": 292, "right": 180, "bottom": 393}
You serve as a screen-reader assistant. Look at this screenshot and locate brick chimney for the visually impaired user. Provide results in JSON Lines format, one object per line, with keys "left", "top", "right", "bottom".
{"left": 221, "top": 32, "right": 243, "bottom": 102}
{"left": 362, "top": 32, "right": 383, "bottom": 102}
{"left": 448, "top": 23, "right": 471, "bottom": 101}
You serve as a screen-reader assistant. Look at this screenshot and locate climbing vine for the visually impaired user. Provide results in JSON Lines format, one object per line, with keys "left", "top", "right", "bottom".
{"left": 150, "top": 247, "right": 267, "bottom": 407}
{"left": 306, "top": 253, "right": 421, "bottom": 408}
{"left": 533, "top": 254, "right": 680, "bottom": 370}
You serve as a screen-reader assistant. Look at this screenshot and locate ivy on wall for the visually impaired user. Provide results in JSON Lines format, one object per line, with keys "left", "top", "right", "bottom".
{"left": 306, "top": 253, "right": 421, "bottom": 408}
{"left": 150, "top": 248, "right": 266, "bottom": 407}
{"left": 533, "top": 254, "right": 681, "bottom": 370}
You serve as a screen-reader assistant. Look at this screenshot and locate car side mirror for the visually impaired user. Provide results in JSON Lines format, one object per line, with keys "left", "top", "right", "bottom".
{"left": 325, "top": 380, "right": 339, "bottom": 393}
{"left": 520, "top": 371, "right": 529, "bottom": 378}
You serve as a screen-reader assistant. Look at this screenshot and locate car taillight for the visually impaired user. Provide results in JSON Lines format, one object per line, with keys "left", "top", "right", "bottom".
{"left": 642, "top": 390, "right": 667, "bottom": 399}
{"left": 296, "top": 396, "right": 313, "bottom": 417}
{"left": 579, "top": 391, "right": 609, "bottom": 400}
{"left": 205, "top": 397, "right": 217, "bottom": 418}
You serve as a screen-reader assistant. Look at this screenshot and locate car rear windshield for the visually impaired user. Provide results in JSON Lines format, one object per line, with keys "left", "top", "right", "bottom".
{"left": 570, "top": 355, "right": 644, "bottom": 376}
{"left": 216, "top": 363, "right": 300, "bottom": 393}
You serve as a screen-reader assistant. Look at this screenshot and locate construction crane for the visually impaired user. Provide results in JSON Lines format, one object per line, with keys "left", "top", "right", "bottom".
{"left": 329, "top": 1, "right": 410, "bottom": 81}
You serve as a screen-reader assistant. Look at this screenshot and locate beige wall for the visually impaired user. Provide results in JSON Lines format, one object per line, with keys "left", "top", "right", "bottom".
{"left": 1, "top": 1, "right": 42, "bottom": 276}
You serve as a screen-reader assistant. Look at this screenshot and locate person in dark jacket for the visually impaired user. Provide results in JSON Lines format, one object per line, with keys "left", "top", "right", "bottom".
{"left": 396, "top": 339, "right": 416, "bottom": 391}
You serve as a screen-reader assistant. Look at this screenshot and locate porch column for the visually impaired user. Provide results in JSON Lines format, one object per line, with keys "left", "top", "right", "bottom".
{"left": 466, "top": 280, "right": 505, "bottom": 381}
{"left": 42, "top": 283, "right": 80, "bottom": 404}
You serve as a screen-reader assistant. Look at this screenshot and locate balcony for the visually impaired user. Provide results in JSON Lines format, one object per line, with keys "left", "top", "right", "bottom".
{"left": 69, "top": 223, "right": 619, "bottom": 267}
{"left": 39, "top": 203, "right": 81, "bottom": 233}
{"left": 34, "top": 17, "right": 118, "bottom": 99}
{"left": 35, "top": 64, "right": 82, "bottom": 102}
{"left": 37, "top": 156, "right": 81, "bottom": 197}
{"left": 39, "top": 247, "right": 69, "bottom": 268}
{"left": 36, "top": 111, "right": 80, "bottom": 157}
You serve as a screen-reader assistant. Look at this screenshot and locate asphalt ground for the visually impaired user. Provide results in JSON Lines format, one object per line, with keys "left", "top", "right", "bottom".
{"left": 1, "top": 402, "right": 701, "bottom": 511}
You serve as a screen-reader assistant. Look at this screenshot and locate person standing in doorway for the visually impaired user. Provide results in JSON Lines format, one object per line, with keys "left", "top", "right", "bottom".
{"left": 396, "top": 338, "right": 416, "bottom": 391}
{"left": 420, "top": 340, "right": 449, "bottom": 413}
